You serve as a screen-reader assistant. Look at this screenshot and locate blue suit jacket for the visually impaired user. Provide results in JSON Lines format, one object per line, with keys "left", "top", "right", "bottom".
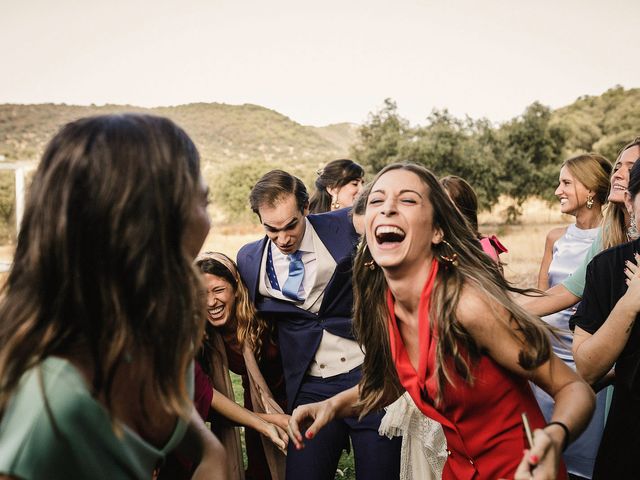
{"left": 236, "top": 208, "right": 360, "bottom": 408}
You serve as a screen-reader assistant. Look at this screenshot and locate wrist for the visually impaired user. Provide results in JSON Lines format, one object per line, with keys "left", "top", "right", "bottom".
{"left": 544, "top": 421, "right": 570, "bottom": 452}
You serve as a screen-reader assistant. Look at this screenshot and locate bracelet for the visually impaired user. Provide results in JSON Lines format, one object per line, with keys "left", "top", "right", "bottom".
{"left": 545, "top": 421, "right": 570, "bottom": 451}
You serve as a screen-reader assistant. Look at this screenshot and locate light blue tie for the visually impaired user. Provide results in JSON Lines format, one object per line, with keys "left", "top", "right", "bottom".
{"left": 282, "top": 251, "right": 305, "bottom": 301}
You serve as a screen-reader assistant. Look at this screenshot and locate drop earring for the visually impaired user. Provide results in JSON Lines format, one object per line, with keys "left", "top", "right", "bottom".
{"left": 586, "top": 195, "right": 594, "bottom": 209}
{"left": 438, "top": 239, "right": 459, "bottom": 267}
{"left": 331, "top": 197, "right": 340, "bottom": 210}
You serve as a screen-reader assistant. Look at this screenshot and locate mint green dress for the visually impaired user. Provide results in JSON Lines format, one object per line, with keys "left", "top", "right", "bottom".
{"left": 0, "top": 357, "right": 191, "bottom": 480}
{"left": 561, "top": 228, "right": 602, "bottom": 297}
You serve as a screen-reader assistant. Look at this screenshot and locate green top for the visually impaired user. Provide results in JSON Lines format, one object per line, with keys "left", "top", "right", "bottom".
{"left": 0, "top": 357, "right": 191, "bottom": 480}
{"left": 561, "top": 228, "right": 603, "bottom": 298}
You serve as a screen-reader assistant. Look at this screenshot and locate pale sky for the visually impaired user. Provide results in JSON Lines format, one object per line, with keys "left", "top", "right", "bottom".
{"left": 1, "top": 0, "right": 638, "bottom": 126}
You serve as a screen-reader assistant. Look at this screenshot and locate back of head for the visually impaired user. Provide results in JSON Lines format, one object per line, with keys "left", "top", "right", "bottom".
{"left": 309, "top": 159, "right": 364, "bottom": 213}
{"left": 562, "top": 153, "right": 612, "bottom": 206}
{"left": 0, "top": 113, "right": 204, "bottom": 416}
{"left": 250, "top": 169, "right": 309, "bottom": 216}
{"left": 440, "top": 175, "right": 480, "bottom": 236}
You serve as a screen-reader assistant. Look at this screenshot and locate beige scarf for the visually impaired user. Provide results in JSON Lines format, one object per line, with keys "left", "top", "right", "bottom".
{"left": 209, "top": 328, "right": 286, "bottom": 480}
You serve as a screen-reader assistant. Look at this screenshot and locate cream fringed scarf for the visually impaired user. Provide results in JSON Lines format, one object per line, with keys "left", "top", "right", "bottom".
{"left": 209, "top": 331, "right": 286, "bottom": 480}
{"left": 209, "top": 331, "right": 245, "bottom": 480}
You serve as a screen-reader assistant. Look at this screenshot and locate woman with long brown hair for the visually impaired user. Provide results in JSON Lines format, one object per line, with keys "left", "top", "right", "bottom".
{"left": 309, "top": 159, "right": 364, "bottom": 213}
{"left": 193, "top": 252, "right": 288, "bottom": 480}
{"left": 0, "top": 114, "right": 225, "bottom": 479}
{"left": 288, "top": 163, "right": 594, "bottom": 479}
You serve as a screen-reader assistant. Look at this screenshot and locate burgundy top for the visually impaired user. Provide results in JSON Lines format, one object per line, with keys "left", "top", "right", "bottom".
{"left": 387, "top": 259, "right": 563, "bottom": 480}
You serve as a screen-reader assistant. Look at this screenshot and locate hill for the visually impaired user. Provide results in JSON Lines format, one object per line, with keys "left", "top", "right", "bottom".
{"left": 0, "top": 102, "right": 355, "bottom": 168}
{"left": 551, "top": 85, "right": 640, "bottom": 161}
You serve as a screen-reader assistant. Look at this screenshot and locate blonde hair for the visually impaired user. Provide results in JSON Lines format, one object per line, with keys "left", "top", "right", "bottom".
{"left": 602, "top": 138, "right": 640, "bottom": 249}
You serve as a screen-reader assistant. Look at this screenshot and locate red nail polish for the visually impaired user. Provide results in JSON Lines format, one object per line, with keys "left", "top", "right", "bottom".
{"left": 306, "top": 431, "right": 314, "bottom": 439}
{"left": 530, "top": 454, "right": 539, "bottom": 464}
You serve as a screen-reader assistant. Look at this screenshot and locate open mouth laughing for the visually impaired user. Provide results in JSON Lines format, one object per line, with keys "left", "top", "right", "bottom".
{"left": 375, "top": 225, "right": 406, "bottom": 247}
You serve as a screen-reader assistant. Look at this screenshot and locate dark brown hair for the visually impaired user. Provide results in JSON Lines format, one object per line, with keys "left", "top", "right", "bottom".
{"left": 353, "top": 163, "right": 551, "bottom": 413}
{"left": 0, "top": 114, "right": 205, "bottom": 419}
{"left": 249, "top": 169, "right": 309, "bottom": 217}
{"left": 309, "top": 159, "right": 364, "bottom": 213}
{"left": 440, "top": 175, "right": 480, "bottom": 237}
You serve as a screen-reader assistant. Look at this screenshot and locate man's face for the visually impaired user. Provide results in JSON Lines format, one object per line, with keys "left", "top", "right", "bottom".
{"left": 258, "top": 194, "right": 308, "bottom": 255}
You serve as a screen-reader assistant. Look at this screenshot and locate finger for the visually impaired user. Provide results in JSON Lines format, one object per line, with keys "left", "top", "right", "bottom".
{"left": 303, "top": 412, "right": 331, "bottom": 440}
{"left": 513, "top": 449, "right": 533, "bottom": 479}
{"left": 287, "top": 416, "right": 305, "bottom": 449}
{"left": 272, "top": 434, "right": 286, "bottom": 452}
{"left": 276, "top": 426, "right": 289, "bottom": 446}
{"left": 528, "top": 429, "right": 552, "bottom": 466}
{"left": 625, "top": 265, "right": 634, "bottom": 281}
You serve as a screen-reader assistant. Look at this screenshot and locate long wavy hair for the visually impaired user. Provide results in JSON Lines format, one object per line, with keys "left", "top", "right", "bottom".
{"left": 0, "top": 114, "right": 205, "bottom": 420}
{"left": 440, "top": 175, "right": 481, "bottom": 238}
{"left": 309, "top": 159, "right": 364, "bottom": 213}
{"left": 195, "top": 253, "right": 271, "bottom": 378}
{"left": 353, "top": 163, "right": 552, "bottom": 413}
{"left": 602, "top": 137, "right": 640, "bottom": 249}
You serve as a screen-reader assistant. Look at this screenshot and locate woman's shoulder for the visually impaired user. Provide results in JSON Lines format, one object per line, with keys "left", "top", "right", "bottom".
{"left": 455, "top": 283, "right": 508, "bottom": 332}
{"left": 546, "top": 226, "right": 568, "bottom": 244}
{"left": 0, "top": 358, "right": 116, "bottom": 478}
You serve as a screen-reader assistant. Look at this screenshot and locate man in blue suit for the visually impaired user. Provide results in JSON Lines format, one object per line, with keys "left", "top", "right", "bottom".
{"left": 236, "top": 170, "right": 400, "bottom": 480}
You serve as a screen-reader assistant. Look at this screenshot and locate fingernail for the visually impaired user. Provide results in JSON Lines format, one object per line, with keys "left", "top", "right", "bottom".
{"left": 296, "top": 444, "right": 302, "bottom": 450}
{"left": 530, "top": 454, "right": 539, "bottom": 464}
{"left": 306, "top": 431, "right": 314, "bottom": 439}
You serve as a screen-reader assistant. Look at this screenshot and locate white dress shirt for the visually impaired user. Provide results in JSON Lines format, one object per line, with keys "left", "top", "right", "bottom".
{"left": 258, "top": 218, "right": 364, "bottom": 378}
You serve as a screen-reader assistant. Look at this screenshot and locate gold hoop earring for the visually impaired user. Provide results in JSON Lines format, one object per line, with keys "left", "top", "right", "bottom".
{"left": 362, "top": 243, "right": 376, "bottom": 270}
{"left": 438, "top": 239, "right": 459, "bottom": 267}
{"left": 586, "top": 195, "right": 594, "bottom": 209}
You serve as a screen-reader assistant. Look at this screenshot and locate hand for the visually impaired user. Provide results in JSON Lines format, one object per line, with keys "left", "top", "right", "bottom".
{"left": 623, "top": 254, "right": 640, "bottom": 314}
{"left": 257, "top": 412, "right": 290, "bottom": 432}
{"left": 259, "top": 421, "right": 288, "bottom": 454}
{"left": 513, "top": 428, "right": 560, "bottom": 480}
{"left": 287, "top": 399, "right": 337, "bottom": 450}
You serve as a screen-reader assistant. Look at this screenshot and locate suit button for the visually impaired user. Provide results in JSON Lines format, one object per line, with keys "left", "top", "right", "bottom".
{"left": 320, "top": 364, "right": 326, "bottom": 369}
{"left": 340, "top": 357, "right": 346, "bottom": 362}
{"left": 447, "top": 450, "right": 452, "bottom": 456}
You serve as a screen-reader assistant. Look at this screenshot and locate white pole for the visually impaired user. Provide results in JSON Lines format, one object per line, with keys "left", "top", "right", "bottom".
{"left": 15, "top": 167, "right": 25, "bottom": 234}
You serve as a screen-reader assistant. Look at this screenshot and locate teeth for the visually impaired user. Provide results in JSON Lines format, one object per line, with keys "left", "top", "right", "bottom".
{"left": 375, "top": 225, "right": 405, "bottom": 236}
{"left": 209, "top": 305, "right": 224, "bottom": 315}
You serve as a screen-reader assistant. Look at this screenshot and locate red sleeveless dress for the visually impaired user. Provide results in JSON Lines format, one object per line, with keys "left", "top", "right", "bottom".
{"left": 387, "top": 259, "right": 565, "bottom": 479}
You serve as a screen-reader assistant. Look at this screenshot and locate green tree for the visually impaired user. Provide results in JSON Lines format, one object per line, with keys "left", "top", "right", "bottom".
{"left": 351, "top": 99, "right": 409, "bottom": 172}
{"left": 499, "top": 102, "right": 566, "bottom": 221}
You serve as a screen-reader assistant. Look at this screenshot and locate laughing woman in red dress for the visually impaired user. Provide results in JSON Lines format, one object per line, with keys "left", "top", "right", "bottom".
{"left": 288, "top": 163, "right": 595, "bottom": 480}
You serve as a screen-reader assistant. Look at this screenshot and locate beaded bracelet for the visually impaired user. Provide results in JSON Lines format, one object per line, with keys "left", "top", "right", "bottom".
{"left": 545, "top": 421, "right": 570, "bottom": 451}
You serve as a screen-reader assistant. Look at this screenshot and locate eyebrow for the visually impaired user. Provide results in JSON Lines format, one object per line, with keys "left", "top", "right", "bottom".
{"left": 370, "top": 188, "right": 423, "bottom": 198}
{"left": 263, "top": 217, "right": 299, "bottom": 232}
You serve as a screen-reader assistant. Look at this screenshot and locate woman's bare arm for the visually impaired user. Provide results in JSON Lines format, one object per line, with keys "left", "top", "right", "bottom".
{"left": 518, "top": 283, "right": 581, "bottom": 317}
{"left": 573, "top": 256, "right": 640, "bottom": 384}
{"left": 459, "top": 286, "right": 594, "bottom": 479}
{"left": 537, "top": 227, "right": 565, "bottom": 290}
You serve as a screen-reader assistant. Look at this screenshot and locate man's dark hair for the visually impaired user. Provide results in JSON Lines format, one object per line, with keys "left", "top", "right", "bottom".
{"left": 249, "top": 170, "right": 309, "bottom": 216}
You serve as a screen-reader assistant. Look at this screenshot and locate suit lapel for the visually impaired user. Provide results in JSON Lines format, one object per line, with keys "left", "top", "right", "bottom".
{"left": 245, "top": 237, "right": 269, "bottom": 303}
